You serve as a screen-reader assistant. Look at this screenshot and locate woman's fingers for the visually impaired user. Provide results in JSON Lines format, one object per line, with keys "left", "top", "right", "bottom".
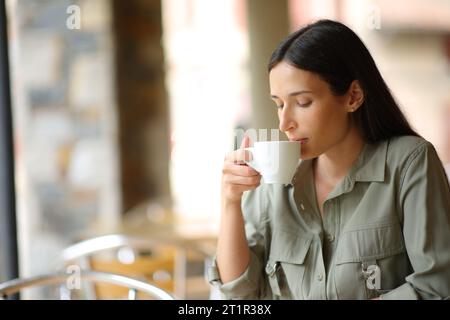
{"left": 222, "top": 162, "right": 259, "bottom": 177}
{"left": 221, "top": 136, "right": 260, "bottom": 203}
{"left": 223, "top": 172, "right": 261, "bottom": 186}
{"left": 240, "top": 135, "right": 250, "bottom": 149}
{"left": 225, "top": 149, "right": 253, "bottom": 165}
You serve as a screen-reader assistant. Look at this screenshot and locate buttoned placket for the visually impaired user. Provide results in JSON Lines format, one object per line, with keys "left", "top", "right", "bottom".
{"left": 288, "top": 159, "right": 357, "bottom": 300}
{"left": 321, "top": 196, "right": 341, "bottom": 300}
{"left": 310, "top": 161, "right": 357, "bottom": 300}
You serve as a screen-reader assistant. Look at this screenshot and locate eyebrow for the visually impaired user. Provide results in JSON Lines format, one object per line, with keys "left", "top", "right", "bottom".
{"left": 270, "top": 90, "right": 313, "bottom": 99}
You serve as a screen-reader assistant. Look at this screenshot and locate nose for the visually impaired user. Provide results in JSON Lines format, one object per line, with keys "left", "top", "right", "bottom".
{"left": 278, "top": 105, "right": 297, "bottom": 134}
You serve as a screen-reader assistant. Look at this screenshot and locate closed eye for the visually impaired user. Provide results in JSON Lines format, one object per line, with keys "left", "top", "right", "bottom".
{"left": 298, "top": 101, "right": 312, "bottom": 108}
{"left": 274, "top": 101, "right": 312, "bottom": 109}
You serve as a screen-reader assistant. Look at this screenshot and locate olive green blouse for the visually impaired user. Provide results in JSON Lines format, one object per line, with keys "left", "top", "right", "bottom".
{"left": 208, "top": 135, "right": 450, "bottom": 299}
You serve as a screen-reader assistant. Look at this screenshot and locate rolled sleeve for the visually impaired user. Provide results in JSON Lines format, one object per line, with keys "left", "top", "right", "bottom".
{"left": 208, "top": 187, "right": 271, "bottom": 299}
{"left": 397, "top": 141, "right": 450, "bottom": 299}
{"left": 208, "top": 250, "right": 264, "bottom": 299}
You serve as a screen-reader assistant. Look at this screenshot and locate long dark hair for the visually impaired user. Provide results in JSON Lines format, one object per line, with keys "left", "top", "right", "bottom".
{"left": 268, "top": 19, "right": 420, "bottom": 144}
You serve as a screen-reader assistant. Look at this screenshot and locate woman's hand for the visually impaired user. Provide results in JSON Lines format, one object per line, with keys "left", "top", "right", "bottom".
{"left": 221, "top": 136, "right": 261, "bottom": 205}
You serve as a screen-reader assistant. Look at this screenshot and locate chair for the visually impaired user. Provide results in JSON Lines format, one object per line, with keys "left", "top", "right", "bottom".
{"left": 0, "top": 270, "right": 174, "bottom": 300}
{"left": 57, "top": 234, "right": 212, "bottom": 299}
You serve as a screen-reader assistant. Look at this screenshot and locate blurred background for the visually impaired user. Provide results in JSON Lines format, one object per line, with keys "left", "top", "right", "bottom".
{"left": 0, "top": 0, "right": 449, "bottom": 299}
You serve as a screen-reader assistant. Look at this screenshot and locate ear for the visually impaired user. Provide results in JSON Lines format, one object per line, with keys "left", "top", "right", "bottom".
{"left": 346, "top": 80, "right": 364, "bottom": 113}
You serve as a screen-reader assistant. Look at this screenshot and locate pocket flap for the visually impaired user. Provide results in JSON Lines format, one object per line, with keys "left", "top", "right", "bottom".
{"left": 269, "top": 228, "right": 312, "bottom": 265}
{"left": 336, "top": 224, "right": 406, "bottom": 265}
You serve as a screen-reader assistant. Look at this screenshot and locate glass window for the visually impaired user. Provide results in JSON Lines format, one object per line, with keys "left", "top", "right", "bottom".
{"left": 7, "top": 0, "right": 120, "bottom": 297}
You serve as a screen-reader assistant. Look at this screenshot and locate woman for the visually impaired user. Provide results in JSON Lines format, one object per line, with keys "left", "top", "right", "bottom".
{"left": 208, "top": 19, "right": 450, "bottom": 300}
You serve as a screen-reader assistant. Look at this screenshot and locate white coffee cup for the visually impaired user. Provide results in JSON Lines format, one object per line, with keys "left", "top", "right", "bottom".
{"left": 244, "top": 141, "right": 301, "bottom": 184}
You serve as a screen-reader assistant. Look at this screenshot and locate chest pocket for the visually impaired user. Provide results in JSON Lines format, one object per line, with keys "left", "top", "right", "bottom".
{"left": 334, "top": 223, "right": 409, "bottom": 299}
{"left": 265, "top": 229, "right": 312, "bottom": 299}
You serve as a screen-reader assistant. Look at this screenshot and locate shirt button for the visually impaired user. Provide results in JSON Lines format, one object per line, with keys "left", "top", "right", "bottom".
{"left": 317, "top": 274, "right": 324, "bottom": 281}
{"left": 326, "top": 233, "right": 334, "bottom": 242}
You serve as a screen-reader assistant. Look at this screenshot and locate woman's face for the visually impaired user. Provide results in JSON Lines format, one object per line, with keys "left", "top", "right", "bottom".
{"left": 269, "top": 61, "right": 355, "bottom": 160}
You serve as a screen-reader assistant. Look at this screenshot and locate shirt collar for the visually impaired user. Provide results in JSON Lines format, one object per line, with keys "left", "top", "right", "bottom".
{"left": 347, "top": 139, "right": 388, "bottom": 183}
{"left": 286, "top": 139, "right": 388, "bottom": 188}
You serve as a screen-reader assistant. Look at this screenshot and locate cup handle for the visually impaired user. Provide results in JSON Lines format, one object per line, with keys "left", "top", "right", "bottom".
{"left": 244, "top": 147, "right": 260, "bottom": 172}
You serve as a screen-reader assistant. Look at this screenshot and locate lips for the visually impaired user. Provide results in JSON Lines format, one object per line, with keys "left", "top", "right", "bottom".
{"left": 298, "top": 138, "right": 309, "bottom": 144}
{"left": 290, "top": 137, "right": 309, "bottom": 144}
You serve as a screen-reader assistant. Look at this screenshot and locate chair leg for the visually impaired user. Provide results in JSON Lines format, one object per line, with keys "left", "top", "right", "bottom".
{"left": 174, "top": 248, "right": 187, "bottom": 299}
{"left": 59, "top": 284, "right": 72, "bottom": 300}
{"left": 128, "top": 288, "right": 137, "bottom": 300}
